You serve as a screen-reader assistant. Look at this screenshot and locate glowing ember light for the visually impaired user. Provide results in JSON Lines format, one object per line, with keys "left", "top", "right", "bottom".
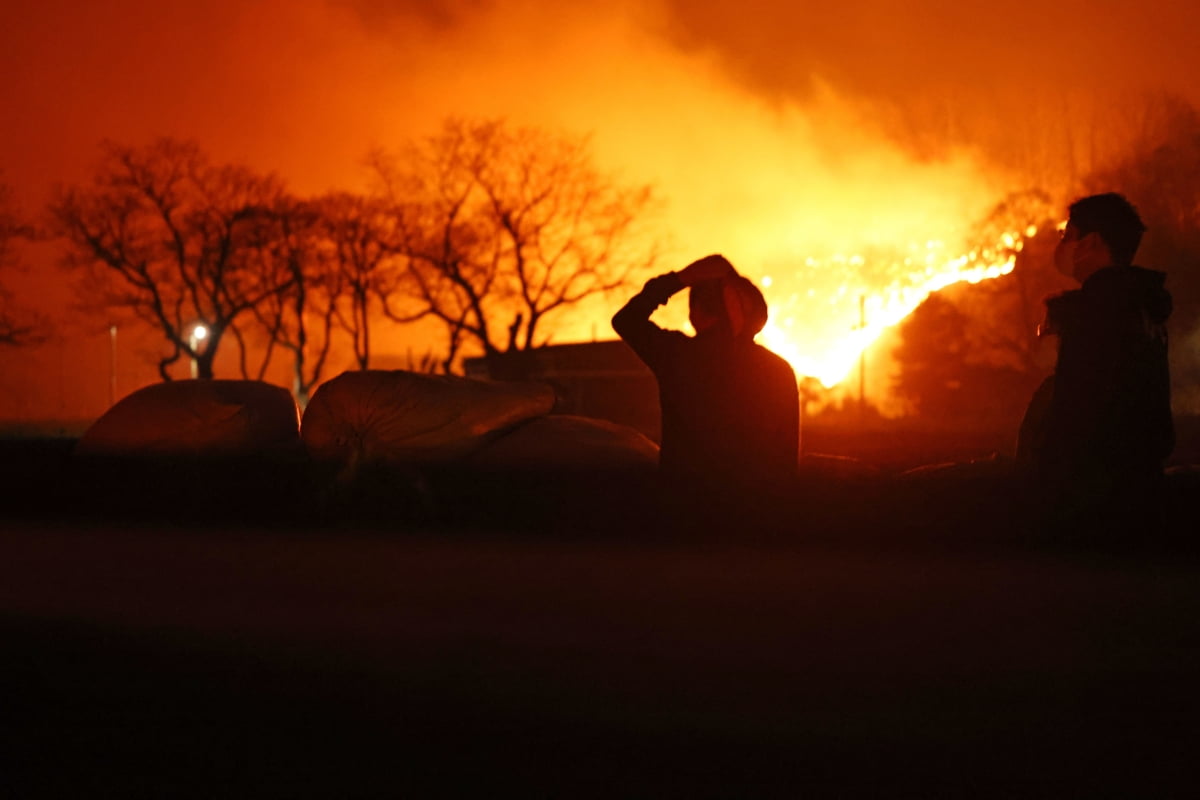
{"left": 755, "top": 229, "right": 1025, "bottom": 387}
{"left": 188, "top": 322, "right": 210, "bottom": 379}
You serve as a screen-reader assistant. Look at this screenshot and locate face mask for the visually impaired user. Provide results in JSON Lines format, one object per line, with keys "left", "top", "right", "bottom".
{"left": 1054, "top": 236, "right": 1077, "bottom": 278}
{"left": 1054, "top": 225, "right": 1093, "bottom": 281}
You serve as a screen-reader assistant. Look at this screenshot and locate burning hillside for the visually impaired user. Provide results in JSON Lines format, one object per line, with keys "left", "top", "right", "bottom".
{"left": 758, "top": 228, "right": 1030, "bottom": 386}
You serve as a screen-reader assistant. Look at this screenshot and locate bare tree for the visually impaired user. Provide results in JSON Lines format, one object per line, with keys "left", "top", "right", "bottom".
{"left": 891, "top": 293, "right": 1036, "bottom": 426}
{"left": 950, "top": 190, "right": 1068, "bottom": 378}
{"left": 51, "top": 139, "right": 293, "bottom": 379}
{"left": 310, "top": 191, "right": 408, "bottom": 369}
{"left": 0, "top": 179, "right": 47, "bottom": 346}
{"left": 1084, "top": 93, "right": 1200, "bottom": 331}
{"left": 373, "top": 118, "right": 659, "bottom": 372}
{"left": 237, "top": 196, "right": 341, "bottom": 407}
{"left": 885, "top": 192, "right": 1067, "bottom": 424}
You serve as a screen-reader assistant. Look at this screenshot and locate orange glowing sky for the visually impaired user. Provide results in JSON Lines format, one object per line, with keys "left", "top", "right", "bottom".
{"left": 3, "top": 0, "right": 1200, "bottom": 422}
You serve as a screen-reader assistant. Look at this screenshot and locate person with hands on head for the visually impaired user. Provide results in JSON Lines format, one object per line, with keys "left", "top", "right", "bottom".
{"left": 612, "top": 254, "right": 799, "bottom": 525}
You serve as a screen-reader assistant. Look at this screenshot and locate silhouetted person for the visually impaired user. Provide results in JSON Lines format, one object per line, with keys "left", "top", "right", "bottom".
{"left": 1017, "top": 193, "right": 1173, "bottom": 538}
{"left": 612, "top": 255, "right": 799, "bottom": 527}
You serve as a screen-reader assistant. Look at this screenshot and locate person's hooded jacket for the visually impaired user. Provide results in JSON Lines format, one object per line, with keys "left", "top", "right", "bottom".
{"left": 1039, "top": 264, "right": 1173, "bottom": 481}
{"left": 612, "top": 272, "right": 799, "bottom": 498}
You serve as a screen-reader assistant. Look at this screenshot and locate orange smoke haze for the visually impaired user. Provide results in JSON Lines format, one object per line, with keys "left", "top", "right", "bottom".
{"left": 2, "top": 0, "right": 1199, "bottom": 421}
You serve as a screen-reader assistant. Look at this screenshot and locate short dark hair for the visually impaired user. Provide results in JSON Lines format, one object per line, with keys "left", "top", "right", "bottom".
{"left": 1068, "top": 193, "right": 1146, "bottom": 266}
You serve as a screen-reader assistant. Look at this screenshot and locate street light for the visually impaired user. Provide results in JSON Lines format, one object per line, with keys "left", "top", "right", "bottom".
{"left": 189, "top": 322, "right": 209, "bottom": 378}
{"left": 108, "top": 323, "right": 117, "bottom": 406}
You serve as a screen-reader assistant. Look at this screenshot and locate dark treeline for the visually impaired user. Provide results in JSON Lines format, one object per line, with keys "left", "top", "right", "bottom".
{"left": 886, "top": 94, "right": 1200, "bottom": 430}
{"left": 0, "top": 178, "right": 47, "bottom": 348}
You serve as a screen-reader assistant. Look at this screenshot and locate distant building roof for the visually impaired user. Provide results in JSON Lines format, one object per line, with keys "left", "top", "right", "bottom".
{"left": 464, "top": 340, "right": 659, "bottom": 441}
{"left": 463, "top": 339, "right": 651, "bottom": 381}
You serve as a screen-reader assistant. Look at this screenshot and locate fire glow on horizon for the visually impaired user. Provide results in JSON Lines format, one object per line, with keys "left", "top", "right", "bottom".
{"left": 752, "top": 226, "right": 1032, "bottom": 387}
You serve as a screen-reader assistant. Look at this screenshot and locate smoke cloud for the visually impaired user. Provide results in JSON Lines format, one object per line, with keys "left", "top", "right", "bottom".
{"left": 2, "top": 0, "right": 1197, "bottom": 416}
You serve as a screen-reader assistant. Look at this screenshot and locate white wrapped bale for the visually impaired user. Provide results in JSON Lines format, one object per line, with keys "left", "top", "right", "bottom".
{"left": 467, "top": 414, "right": 659, "bottom": 471}
{"left": 433, "top": 415, "right": 660, "bottom": 532}
{"left": 76, "top": 379, "right": 301, "bottom": 458}
{"left": 301, "top": 370, "right": 556, "bottom": 466}
{"left": 72, "top": 380, "right": 305, "bottom": 520}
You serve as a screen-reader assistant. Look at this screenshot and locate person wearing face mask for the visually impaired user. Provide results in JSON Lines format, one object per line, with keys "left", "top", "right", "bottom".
{"left": 1016, "top": 193, "right": 1174, "bottom": 537}
{"left": 612, "top": 254, "right": 799, "bottom": 526}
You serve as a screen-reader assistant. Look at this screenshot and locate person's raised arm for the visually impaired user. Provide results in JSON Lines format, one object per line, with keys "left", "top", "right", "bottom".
{"left": 611, "top": 272, "right": 684, "bottom": 368}
{"left": 612, "top": 255, "right": 737, "bottom": 367}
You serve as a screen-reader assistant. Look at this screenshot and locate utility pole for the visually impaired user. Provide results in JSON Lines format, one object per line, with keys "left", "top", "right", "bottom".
{"left": 856, "top": 295, "right": 867, "bottom": 422}
{"left": 108, "top": 323, "right": 117, "bottom": 406}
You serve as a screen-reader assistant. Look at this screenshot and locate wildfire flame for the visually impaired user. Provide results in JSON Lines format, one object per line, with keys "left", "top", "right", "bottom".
{"left": 756, "top": 226, "right": 1034, "bottom": 387}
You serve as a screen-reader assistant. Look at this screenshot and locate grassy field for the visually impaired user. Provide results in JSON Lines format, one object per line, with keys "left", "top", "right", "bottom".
{"left": 2, "top": 429, "right": 1199, "bottom": 796}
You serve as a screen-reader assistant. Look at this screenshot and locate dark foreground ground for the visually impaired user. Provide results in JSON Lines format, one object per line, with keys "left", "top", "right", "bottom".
{"left": 3, "top": 432, "right": 1200, "bottom": 797}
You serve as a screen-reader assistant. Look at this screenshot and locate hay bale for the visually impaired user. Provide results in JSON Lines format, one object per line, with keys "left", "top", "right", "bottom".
{"left": 72, "top": 380, "right": 305, "bottom": 521}
{"left": 428, "top": 414, "right": 659, "bottom": 531}
{"left": 76, "top": 379, "right": 300, "bottom": 458}
{"left": 301, "top": 370, "right": 556, "bottom": 467}
{"left": 467, "top": 414, "right": 659, "bottom": 471}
